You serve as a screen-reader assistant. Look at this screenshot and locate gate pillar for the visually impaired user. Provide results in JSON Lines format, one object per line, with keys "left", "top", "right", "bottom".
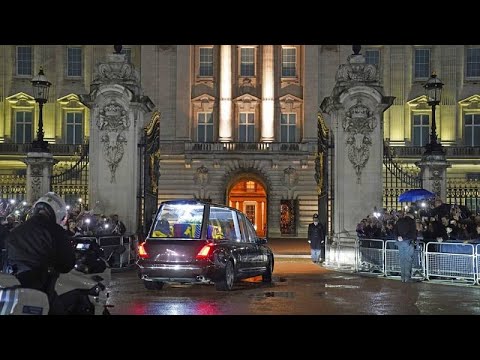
{"left": 80, "top": 46, "right": 155, "bottom": 234}
{"left": 415, "top": 155, "right": 450, "bottom": 202}
{"left": 321, "top": 46, "right": 394, "bottom": 236}
{"left": 24, "top": 152, "right": 56, "bottom": 204}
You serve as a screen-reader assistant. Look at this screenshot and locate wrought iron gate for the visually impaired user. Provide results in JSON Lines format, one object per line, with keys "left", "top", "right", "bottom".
{"left": 50, "top": 144, "right": 89, "bottom": 209}
{"left": 139, "top": 111, "right": 160, "bottom": 236}
{"left": 315, "top": 112, "right": 333, "bottom": 238}
{"left": 383, "top": 141, "right": 423, "bottom": 210}
{"left": 447, "top": 178, "right": 480, "bottom": 214}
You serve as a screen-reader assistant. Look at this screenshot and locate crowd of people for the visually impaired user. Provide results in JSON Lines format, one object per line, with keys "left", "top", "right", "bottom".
{"left": 0, "top": 192, "right": 129, "bottom": 314}
{"left": 356, "top": 198, "right": 480, "bottom": 243}
{"left": 0, "top": 198, "right": 127, "bottom": 238}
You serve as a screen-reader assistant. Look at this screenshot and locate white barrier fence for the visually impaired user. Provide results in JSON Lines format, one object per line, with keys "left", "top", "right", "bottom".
{"left": 327, "top": 237, "right": 480, "bottom": 285}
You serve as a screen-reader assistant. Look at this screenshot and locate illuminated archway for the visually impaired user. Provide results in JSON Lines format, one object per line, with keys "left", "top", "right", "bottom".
{"left": 227, "top": 177, "right": 267, "bottom": 237}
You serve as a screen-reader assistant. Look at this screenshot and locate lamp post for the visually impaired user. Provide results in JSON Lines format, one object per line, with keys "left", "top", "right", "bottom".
{"left": 423, "top": 72, "right": 444, "bottom": 155}
{"left": 31, "top": 67, "right": 52, "bottom": 152}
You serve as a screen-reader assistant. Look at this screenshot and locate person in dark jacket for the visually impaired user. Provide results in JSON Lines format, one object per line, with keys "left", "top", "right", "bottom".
{"left": 5, "top": 192, "right": 75, "bottom": 314}
{"left": 393, "top": 208, "right": 417, "bottom": 283}
{"left": 308, "top": 213, "right": 326, "bottom": 264}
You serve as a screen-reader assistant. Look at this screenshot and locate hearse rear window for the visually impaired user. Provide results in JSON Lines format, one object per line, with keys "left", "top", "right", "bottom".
{"left": 150, "top": 203, "right": 205, "bottom": 239}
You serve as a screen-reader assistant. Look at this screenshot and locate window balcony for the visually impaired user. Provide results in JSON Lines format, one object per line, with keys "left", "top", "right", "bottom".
{"left": 389, "top": 145, "right": 480, "bottom": 158}
{"left": 184, "top": 141, "right": 312, "bottom": 154}
{"left": 0, "top": 143, "right": 86, "bottom": 156}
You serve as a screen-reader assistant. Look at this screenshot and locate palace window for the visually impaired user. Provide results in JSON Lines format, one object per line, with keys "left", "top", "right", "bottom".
{"left": 280, "top": 113, "right": 297, "bottom": 142}
{"left": 199, "top": 47, "right": 213, "bottom": 77}
{"left": 239, "top": 112, "right": 255, "bottom": 142}
{"left": 412, "top": 114, "right": 430, "bottom": 146}
{"left": 121, "top": 47, "right": 132, "bottom": 62}
{"left": 281, "top": 47, "right": 297, "bottom": 77}
{"left": 197, "top": 112, "right": 213, "bottom": 142}
{"left": 414, "top": 48, "right": 430, "bottom": 79}
{"left": 464, "top": 114, "right": 480, "bottom": 146}
{"left": 365, "top": 49, "right": 380, "bottom": 67}
{"left": 240, "top": 47, "right": 255, "bottom": 77}
{"left": 466, "top": 47, "right": 480, "bottom": 79}
{"left": 67, "top": 47, "right": 82, "bottom": 77}
{"left": 16, "top": 46, "right": 32, "bottom": 76}
{"left": 245, "top": 204, "right": 255, "bottom": 227}
{"left": 15, "top": 111, "right": 33, "bottom": 143}
{"left": 66, "top": 112, "right": 83, "bottom": 144}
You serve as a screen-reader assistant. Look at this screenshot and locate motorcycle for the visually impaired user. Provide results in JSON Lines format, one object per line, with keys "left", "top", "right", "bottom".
{"left": 0, "top": 272, "right": 50, "bottom": 315}
{"left": 0, "top": 238, "right": 125, "bottom": 315}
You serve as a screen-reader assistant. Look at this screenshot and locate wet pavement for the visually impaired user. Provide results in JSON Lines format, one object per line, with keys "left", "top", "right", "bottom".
{"left": 107, "top": 258, "right": 480, "bottom": 315}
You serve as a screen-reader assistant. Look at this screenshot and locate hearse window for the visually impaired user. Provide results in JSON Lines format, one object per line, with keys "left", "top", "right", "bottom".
{"left": 208, "top": 206, "right": 241, "bottom": 242}
{"left": 151, "top": 203, "right": 205, "bottom": 239}
{"left": 244, "top": 217, "right": 257, "bottom": 243}
{"left": 236, "top": 212, "right": 246, "bottom": 242}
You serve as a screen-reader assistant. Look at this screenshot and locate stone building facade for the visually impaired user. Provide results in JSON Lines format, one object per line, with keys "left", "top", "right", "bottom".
{"left": 0, "top": 45, "right": 479, "bottom": 236}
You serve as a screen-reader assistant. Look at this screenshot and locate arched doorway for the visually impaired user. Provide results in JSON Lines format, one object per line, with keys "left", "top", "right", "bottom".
{"left": 227, "top": 178, "right": 267, "bottom": 237}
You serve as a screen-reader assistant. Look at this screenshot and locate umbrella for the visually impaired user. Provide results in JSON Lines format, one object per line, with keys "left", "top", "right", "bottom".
{"left": 398, "top": 189, "right": 435, "bottom": 203}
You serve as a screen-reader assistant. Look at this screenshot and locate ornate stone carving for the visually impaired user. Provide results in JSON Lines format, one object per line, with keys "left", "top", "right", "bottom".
{"left": 31, "top": 165, "right": 42, "bottom": 177}
{"left": 31, "top": 176, "right": 41, "bottom": 201}
{"left": 97, "top": 100, "right": 129, "bottom": 131}
{"left": 432, "top": 180, "right": 441, "bottom": 196}
{"left": 98, "top": 100, "right": 130, "bottom": 183}
{"left": 335, "top": 54, "right": 378, "bottom": 83}
{"left": 240, "top": 78, "right": 254, "bottom": 94}
{"left": 343, "top": 99, "right": 377, "bottom": 183}
{"left": 431, "top": 167, "right": 443, "bottom": 197}
{"left": 195, "top": 165, "right": 209, "bottom": 186}
{"left": 91, "top": 51, "right": 139, "bottom": 89}
{"left": 157, "top": 45, "right": 176, "bottom": 52}
{"left": 283, "top": 166, "right": 298, "bottom": 188}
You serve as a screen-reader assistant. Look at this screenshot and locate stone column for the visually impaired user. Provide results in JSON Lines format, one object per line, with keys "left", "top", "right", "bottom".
{"left": 80, "top": 49, "right": 155, "bottom": 234}
{"left": 321, "top": 46, "right": 394, "bottom": 237}
{"left": 219, "top": 45, "right": 232, "bottom": 142}
{"left": 24, "top": 152, "right": 56, "bottom": 204}
{"left": 416, "top": 154, "right": 451, "bottom": 201}
{"left": 261, "top": 45, "right": 275, "bottom": 142}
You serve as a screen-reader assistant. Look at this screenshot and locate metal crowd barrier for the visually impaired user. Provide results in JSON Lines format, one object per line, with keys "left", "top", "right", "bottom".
{"left": 326, "top": 237, "right": 480, "bottom": 285}
{"left": 425, "top": 241, "right": 476, "bottom": 285}
{"left": 357, "top": 238, "right": 385, "bottom": 275}
{"left": 326, "top": 235, "right": 357, "bottom": 270}
{"left": 477, "top": 244, "right": 480, "bottom": 286}
{"left": 384, "top": 240, "right": 425, "bottom": 279}
{"left": 74, "top": 234, "right": 138, "bottom": 269}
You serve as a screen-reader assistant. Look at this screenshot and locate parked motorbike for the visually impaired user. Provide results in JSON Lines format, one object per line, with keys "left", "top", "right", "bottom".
{"left": 0, "top": 238, "right": 125, "bottom": 315}
{"left": 0, "top": 272, "right": 50, "bottom": 315}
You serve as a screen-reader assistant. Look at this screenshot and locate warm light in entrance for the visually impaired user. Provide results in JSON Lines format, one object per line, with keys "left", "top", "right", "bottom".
{"left": 228, "top": 178, "right": 267, "bottom": 237}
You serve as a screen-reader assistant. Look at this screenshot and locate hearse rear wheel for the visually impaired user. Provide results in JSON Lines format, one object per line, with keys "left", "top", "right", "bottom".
{"left": 215, "top": 260, "right": 235, "bottom": 291}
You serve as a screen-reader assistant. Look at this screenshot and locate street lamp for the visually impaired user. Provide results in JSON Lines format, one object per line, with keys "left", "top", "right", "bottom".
{"left": 423, "top": 72, "right": 444, "bottom": 155}
{"left": 31, "top": 67, "right": 52, "bottom": 152}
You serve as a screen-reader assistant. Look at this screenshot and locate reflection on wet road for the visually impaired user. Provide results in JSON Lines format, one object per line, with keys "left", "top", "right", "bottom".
{"left": 108, "top": 260, "right": 480, "bottom": 315}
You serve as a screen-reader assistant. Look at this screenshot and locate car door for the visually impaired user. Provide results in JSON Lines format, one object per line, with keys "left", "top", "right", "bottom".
{"left": 240, "top": 213, "right": 264, "bottom": 276}
{"left": 231, "top": 211, "right": 250, "bottom": 275}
